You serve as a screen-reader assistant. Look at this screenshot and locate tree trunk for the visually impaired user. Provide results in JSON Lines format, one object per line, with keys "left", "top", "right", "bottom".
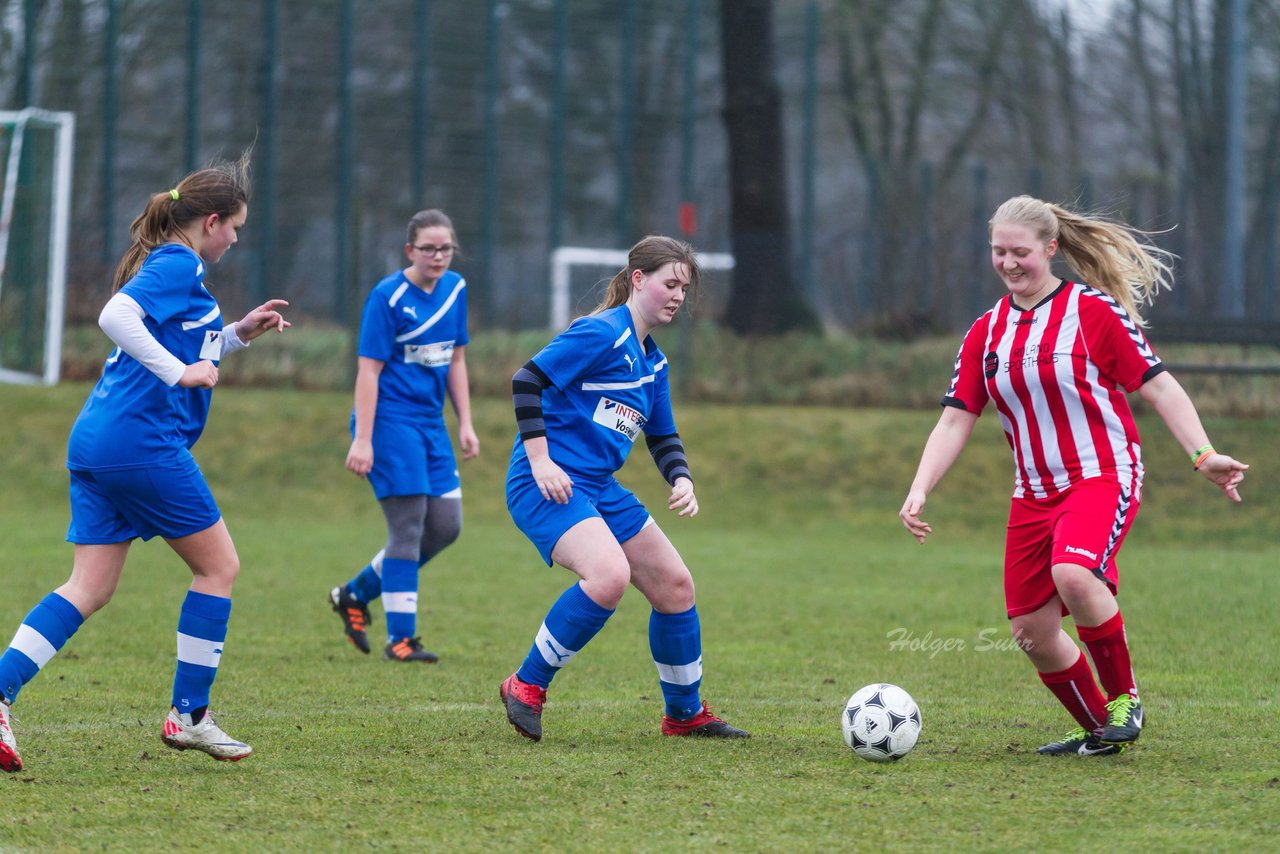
{"left": 719, "top": 0, "right": 816, "bottom": 335}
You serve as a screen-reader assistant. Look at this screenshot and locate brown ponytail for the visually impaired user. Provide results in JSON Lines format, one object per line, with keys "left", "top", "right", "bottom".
{"left": 594, "top": 235, "right": 701, "bottom": 314}
{"left": 112, "top": 150, "right": 252, "bottom": 291}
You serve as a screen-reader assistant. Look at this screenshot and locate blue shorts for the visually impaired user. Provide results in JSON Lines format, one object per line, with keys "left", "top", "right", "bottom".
{"left": 355, "top": 414, "right": 460, "bottom": 500}
{"left": 67, "top": 453, "right": 221, "bottom": 544}
{"left": 506, "top": 463, "right": 652, "bottom": 566}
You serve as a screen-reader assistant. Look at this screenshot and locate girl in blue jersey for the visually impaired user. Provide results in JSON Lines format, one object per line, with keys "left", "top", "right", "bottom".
{"left": 0, "top": 155, "right": 290, "bottom": 773}
{"left": 498, "top": 235, "right": 748, "bottom": 742}
{"left": 328, "top": 209, "right": 478, "bottom": 663}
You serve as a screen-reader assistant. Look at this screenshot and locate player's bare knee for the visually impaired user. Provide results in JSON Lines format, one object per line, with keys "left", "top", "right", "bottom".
{"left": 60, "top": 580, "right": 115, "bottom": 616}
{"left": 658, "top": 570, "right": 696, "bottom": 612}
{"left": 1009, "top": 616, "right": 1050, "bottom": 654}
{"left": 1051, "top": 563, "right": 1101, "bottom": 606}
{"left": 1011, "top": 629, "right": 1039, "bottom": 656}
{"left": 198, "top": 555, "right": 240, "bottom": 588}
{"left": 582, "top": 561, "right": 630, "bottom": 608}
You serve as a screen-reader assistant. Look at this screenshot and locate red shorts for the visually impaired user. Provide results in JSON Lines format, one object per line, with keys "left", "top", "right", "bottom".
{"left": 1003, "top": 478, "right": 1140, "bottom": 618}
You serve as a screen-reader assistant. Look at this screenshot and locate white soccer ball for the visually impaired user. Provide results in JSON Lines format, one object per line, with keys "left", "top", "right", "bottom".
{"left": 842, "top": 683, "right": 922, "bottom": 762}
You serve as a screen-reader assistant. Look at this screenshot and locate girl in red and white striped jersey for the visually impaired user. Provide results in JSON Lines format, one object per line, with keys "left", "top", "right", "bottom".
{"left": 899, "top": 195, "right": 1248, "bottom": 756}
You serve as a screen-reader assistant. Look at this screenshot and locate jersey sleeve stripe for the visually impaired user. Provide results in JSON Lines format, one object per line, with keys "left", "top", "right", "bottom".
{"left": 1078, "top": 285, "right": 1160, "bottom": 367}
{"left": 581, "top": 374, "right": 656, "bottom": 391}
{"left": 180, "top": 305, "right": 221, "bottom": 330}
{"left": 387, "top": 281, "right": 411, "bottom": 308}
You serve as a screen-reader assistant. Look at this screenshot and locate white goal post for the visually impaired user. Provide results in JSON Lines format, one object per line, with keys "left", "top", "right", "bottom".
{"left": 0, "top": 108, "right": 75, "bottom": 386}
{"left": 549, "top": 245, "right": 734, "bottom": 330}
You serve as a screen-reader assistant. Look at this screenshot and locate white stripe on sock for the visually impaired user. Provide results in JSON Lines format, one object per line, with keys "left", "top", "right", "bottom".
{"left": 12, "top": 624, "right": 58, "bottom": 669}
{"left": 535, "top": 622, "right": 579, "bottom": 668}
{"left": 176, "top": 632, "right": 223, "bottom": 668}
{"left": 654, "top": 657, "right": 703, "bottom": 686}
{"left": 382, "top": 591, "right": 418, "bottom": 614}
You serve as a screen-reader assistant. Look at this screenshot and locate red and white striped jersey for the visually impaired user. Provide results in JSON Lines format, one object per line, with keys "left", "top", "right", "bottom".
{"left": 943, "top": 280, "right": 1165, "bottom": 499}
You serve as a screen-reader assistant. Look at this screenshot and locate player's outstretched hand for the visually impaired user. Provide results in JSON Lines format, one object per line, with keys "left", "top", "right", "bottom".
{"left": 346, "top": 437, "right": 373, "bottom": 478}
{"left": 899, "top": 491, "right": 932, "bottom": 544}
{"left": 668, "top": 477, "right": 698, "bottom": 518}
{"left": 1199, "top": 453, "right": 1249, "bottom": 502}
{"left": 531, "top": 455, "right": 573, "bottom": 504}
{"left": 235, "top": 299, "right": 291, "bottom": 342}
{"left": 179, "top": 360, "right": 218, "bottom": 388}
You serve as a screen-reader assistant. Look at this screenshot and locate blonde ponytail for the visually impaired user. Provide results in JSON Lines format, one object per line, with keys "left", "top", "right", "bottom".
{"left": 991, "top": 195, "right": 1175, "bottom": 326}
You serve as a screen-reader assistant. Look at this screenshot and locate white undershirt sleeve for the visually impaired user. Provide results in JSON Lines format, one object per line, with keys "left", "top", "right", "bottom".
{"left": 97, "top": 292, "right": 187, "bottom": 387}
{"left": 220, "top": 322, "right": 249, "bottom": 356}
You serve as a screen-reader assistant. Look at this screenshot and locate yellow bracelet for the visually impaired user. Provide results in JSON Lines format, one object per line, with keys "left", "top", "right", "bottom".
{"left": 1193, "top": 448, "right": 1215, "bottom": 470}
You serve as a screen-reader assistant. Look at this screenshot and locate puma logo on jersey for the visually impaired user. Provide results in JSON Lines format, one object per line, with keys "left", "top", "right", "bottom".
{"left": 403, "top": 305, "right": 418, "bottom": 319}
{"left": 593, "top": 396, "right": 647, "bottom": 442}
{"left": 623, "top": 353, "right": 636, "bottom": 372}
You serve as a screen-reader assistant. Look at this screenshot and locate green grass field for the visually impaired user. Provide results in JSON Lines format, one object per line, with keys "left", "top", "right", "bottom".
{"left": 2, "top": 383, "right": 1277, "bottom": 852}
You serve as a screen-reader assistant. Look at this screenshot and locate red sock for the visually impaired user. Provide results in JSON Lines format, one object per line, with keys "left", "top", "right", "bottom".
{"left": 1076, "top": 611, "right": 1137, "bottom": 701}
{"left": 1038, "top": 651, "right": 1108, "bottom": 733}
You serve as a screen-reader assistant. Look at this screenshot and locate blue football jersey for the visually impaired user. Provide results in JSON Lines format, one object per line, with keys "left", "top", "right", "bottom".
{"left": 67, "top": 244, "right": 224, "bottom": 470}
{"left": 510, "top": 305, "right": 678, "bottom": 481}
{"left": 357, "top": 269, "right": 469, "bottom": 421}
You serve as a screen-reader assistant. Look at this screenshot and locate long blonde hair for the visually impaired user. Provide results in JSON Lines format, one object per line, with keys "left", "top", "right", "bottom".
{"left": 990, "top": 195, "right": 1174, "bottom": 326}
{"left": 113, "top": 151, "right": 252, "bottom": 291}
{"left": 594, "top": 235, "right": 700, "bottom": 314}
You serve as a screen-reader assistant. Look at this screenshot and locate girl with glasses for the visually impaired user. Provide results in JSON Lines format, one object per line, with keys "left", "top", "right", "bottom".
{"left": 328, "top": 209, "right": 478, "bottom": 664}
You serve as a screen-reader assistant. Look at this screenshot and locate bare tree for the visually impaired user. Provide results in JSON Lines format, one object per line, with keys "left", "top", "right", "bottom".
{"left": 1126, "top": 0, "right": 1258, "bottom": 317}
{"left": 833, "top": 0, "right": 1039, "bottom": 334}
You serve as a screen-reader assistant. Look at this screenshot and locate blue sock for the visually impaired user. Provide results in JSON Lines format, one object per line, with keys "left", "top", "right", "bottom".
{"left": 650, "top": 605, "right": 703, "bottom": 719}
{"left": 0, "top": 592, "right": 84, "bottom": 704}
{"left": 517, "top": 583, "right": 614, "bottom": 689}
{"left": 171, "top": 591, "right": 231, "bottom": 714}
{"left": 348, "top": 562, "right": 382, "bottom": 604}
{"left": 381, "top": 557, "right": 419, "bottom": 642}
{"left": 349, "top": 548, "right": 433, "bottom": 605}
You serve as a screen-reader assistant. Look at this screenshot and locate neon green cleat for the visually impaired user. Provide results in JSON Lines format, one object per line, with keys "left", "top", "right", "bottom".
{"left": 1098, "top": 695, "right": 1144, "bottom": 745}
{"left": 1036, "top": 726, "right": 1125, "bottom": 756}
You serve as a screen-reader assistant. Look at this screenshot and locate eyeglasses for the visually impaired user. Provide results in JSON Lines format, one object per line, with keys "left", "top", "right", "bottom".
{"left": 412, "top": 243, "right": 454, "bottom": 257}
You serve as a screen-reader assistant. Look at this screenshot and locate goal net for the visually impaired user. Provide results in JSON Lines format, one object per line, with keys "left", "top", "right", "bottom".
{"left": 0, "top": 108, "right": 74, "bottom": 386}
{"left": 548, "top": 245, "right": 734, "bottom": 330}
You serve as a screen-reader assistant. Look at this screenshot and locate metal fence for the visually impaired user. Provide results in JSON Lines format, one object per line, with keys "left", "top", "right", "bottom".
{"left": 4, "top": 0, "right": 1279, "bottom": 345}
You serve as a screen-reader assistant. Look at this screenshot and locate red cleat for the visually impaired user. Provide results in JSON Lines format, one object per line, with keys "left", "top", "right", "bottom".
{"left": 661, "top": 701, "right": 750, "bottom": 738}
{"left": 500, "top": 673, "right": 547, "bottom": 741}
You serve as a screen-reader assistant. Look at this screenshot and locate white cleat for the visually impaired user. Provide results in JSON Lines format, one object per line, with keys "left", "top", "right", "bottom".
{"left": 161, "top": 708, "right": 253, "bottom": 762}
{"left": 0, "top": 700, "right": 22, "bottom": 773}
